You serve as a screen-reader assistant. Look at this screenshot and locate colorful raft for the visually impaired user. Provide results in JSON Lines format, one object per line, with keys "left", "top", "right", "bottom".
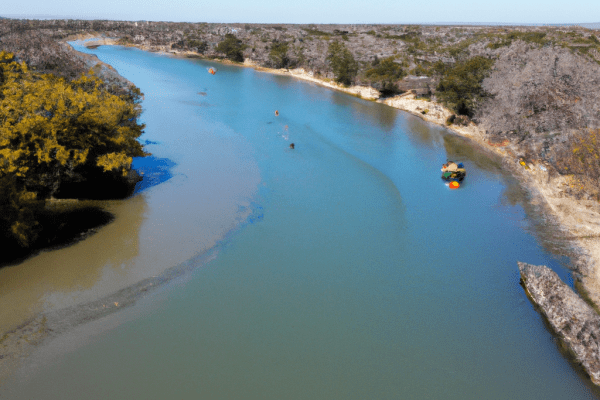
{"left": 441, "top": 162, "right": 466, "bottom": 183}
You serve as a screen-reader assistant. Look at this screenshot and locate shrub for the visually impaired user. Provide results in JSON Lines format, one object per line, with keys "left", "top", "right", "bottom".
{"left": 188, "top": 39, "right": 208, "bottom": 53}
{"left": 327, "top": 40, "right": 358, "bottom": 86}
{"left": 269, "top": 41, "right": 290, "bottom": 69}
{"left": 216, "top": 33, "right": 246, "bottom": 62}
{"left": 0, "top": 175, "right": 40, "bottom": 247}
{"left": 365, "top": 56, "right": 405, "bottom": 96}
{"left": 553, "top": 128, "right": 600, "bottom": 199}
{"left": 436, "top": 56, "right": 494, "bottom": 117}
{"left": 487, "top": 31, "right": 549, "bottom": 50}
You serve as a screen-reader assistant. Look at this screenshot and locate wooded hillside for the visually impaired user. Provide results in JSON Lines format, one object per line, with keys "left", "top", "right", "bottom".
{"left": 2, "top": 18, "right": 600, "bottom": 255}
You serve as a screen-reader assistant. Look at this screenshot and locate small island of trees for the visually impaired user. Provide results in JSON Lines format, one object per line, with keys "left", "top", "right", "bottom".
{"left": 0, "top": 51, "right": 146, "bottom": 260}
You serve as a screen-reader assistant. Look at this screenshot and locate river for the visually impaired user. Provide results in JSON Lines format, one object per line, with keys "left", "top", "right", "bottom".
{"left": 1, "top": 43, "right": 598, "bottom": 399}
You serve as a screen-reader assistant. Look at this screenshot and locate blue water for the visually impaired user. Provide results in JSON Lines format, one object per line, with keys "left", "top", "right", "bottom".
{"left": 2, "top": 44, "right": 598, "bottom": 399}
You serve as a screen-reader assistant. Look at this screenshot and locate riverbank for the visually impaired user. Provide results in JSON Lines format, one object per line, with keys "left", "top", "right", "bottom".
{"left": 261, "top": 57, "right": 600, "bottom": 310}
{"left": 2, "top": 39, "right": 598, "bottom": 397}
{"left": 1, "top": 39, "right": 263, "bottom": 386}
{"left": 76, "top": 38, "right": 600, "bottom": 309}
{"left": 236, "top": 58, "right": 600, "bottom": 312}
{"left": 377, "top": 91, "right": 600, "bottom": 310}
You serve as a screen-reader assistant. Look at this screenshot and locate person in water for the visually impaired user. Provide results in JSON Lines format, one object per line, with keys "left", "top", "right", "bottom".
{"left": 441, "top": 161, "right": 458, "bottom": 172}
{"left": 289, "top": 143, "right": 295, "bottom": 149}
{"left": 275, "top": 110, "right": 279, "bottom": 116}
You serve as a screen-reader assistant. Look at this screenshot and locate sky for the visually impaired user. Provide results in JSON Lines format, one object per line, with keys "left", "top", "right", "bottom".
{"left": 1, "top": 0, "right": 599, "bottom": 25}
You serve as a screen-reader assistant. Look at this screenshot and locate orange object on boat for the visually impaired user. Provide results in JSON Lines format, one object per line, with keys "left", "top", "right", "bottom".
{"left": 449, "top": 181, "right": 460, "bottom": 189}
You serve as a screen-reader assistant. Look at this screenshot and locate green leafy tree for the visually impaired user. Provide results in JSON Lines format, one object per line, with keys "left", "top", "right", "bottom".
{"left": 269, "top": 41, "right": 290, "bottom": 69}
{"left": 436, "top": 56, "right": 494, "bottom": 117}
{"left": 216, "top": 34, "right": 246, "bottom": 62}
{"left": 327, "top": 40, "right": 358, "bottom": 86}
{"left": 365, "top": 56, "right": 405, "bottom": 95}
{"left": 189, "top": 40, "right": 208, "bottom": 53}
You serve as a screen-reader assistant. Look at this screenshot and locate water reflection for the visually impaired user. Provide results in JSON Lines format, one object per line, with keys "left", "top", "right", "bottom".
{"left": 331, "top": 92, "right": 397, "bottom": 131}
{"left": 405, "top": 115, "right": 445, "bottom": 148}
{"left": 442, "top": 133, "right": 576, "bottom": 263}
{"left": 0, "top": 195, "right": 146, "bottom": 333}
{"left": 501, "top": 174, "right": 577, "bottom": 261}
{"left": 442, "top": 134, "right": 502, "bottom": 173}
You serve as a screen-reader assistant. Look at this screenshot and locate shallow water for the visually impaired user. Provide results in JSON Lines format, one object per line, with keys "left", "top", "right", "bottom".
{"left": 1, "top": 45, "right": 598, "bottom": 399}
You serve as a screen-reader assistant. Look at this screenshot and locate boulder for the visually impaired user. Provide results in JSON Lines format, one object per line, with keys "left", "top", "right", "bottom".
{"left": 518, "top": 262, "right": 600, "bottom": 385}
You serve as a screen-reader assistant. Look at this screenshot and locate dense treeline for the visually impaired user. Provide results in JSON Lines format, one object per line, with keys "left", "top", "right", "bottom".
{"left": 1, "top": 17, "right": 600, "bottom": 218}
{"left": 0, "top": 51, "right": 145, "bottom": 252}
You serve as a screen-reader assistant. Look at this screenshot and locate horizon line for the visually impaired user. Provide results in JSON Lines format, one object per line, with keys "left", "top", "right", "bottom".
{"left": 0, "top": 15, "right": 599, "bottom": 27}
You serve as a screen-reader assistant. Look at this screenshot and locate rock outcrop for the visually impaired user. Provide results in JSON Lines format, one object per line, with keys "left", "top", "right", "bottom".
{"left": 518, "top": 261, "right": 600, "bottom": 384}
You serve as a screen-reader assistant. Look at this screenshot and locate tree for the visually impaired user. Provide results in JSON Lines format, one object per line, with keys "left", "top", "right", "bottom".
{"left": 436, "top": 56, "right": 494, "bottom": 117}
{"left": 0, "top": 175, "right": 39, "bottom": 247}
{"left": 365, "top": 56, "right": 405, "bottom": 96}
{"left": 327, "top": 40, "right": 358, "bottom": 86}
{"left": 0, "top": 51, "right": 146, "bottom": 247}
{"left": 188, "top": 39, "right": 208, "bottom": 53}
{"left": 216, "top": 33, "right": 246, "bottom": 62}
{"left": 0, "top": 51, "right": 145, "bottom": 198}
{"left": 269, "top": 41, "right": 290, "bottom": 69}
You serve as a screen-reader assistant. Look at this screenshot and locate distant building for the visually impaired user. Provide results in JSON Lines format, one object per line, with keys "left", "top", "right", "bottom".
{"left": 397, "top": 75, "right": 434, "bottom": 96}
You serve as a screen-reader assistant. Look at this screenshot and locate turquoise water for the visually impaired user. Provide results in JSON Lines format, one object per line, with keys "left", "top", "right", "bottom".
{"left": 2, "top": 45, "right": 598, "bottom": 399}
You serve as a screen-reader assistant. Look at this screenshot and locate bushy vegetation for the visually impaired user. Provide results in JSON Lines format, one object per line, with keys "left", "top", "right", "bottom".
{"left": 552, "top": 129, "right": 600, "bottom": 200}
{"left": 216, "top": 33, "right": 246, "bottom": 62}
{"left": 0, "top": 175, "right": 40, "bottom": 247}
{"left": 487, "top": 31, "right": 549, "bottom": 49}
{"left": 0, "top": 51, "right": 145, "bottom": 248}
{"left": 327, "top": 40, "right": 358, "bottom": 86}
{"left": 0, "top": 30, "right": 88, "bottom": 80}
{"left": 365, "top": 56, "right": 405, "bottom": 95}
{"left": 436, "top": 56, "right": 494, "bottom": 117}
{"left": 305, "top": 28, "right": 334, "bottom": 38}
{"left": 172, "top": 39, "right": 208, "bottom": 53}
{"left": 268, "top": 40, "right": 290, "bottom": 69}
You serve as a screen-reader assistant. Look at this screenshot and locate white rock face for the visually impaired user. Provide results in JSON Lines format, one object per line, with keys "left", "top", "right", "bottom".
{"left": 519, "top": 262, "right": 600, "bottom": 385}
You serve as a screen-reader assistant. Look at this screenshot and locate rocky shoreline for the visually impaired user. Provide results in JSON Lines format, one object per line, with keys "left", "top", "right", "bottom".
{"left": 519, "top": 262, "right": 600, "bottom": 385}
{"left": 244, "top": 59, "right": 600, "bottom": 301}
{"left": 79, "top": 37, "right": 600, "bottom": 308}
{"left": 225, "top": 55, "right": 600, "bottom": 387}
{"left": 1, "top": 36, "right": 598, "bottom": 388}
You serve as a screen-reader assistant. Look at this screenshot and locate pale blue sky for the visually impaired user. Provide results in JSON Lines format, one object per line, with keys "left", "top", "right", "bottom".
{"left": 2, "top": 0, "right": 599, "bottom": 24}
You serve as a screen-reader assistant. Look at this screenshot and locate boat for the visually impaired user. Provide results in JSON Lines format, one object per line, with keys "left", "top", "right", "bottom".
{"left": 441, "top": 162, "right": 466, "bottom": 182}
